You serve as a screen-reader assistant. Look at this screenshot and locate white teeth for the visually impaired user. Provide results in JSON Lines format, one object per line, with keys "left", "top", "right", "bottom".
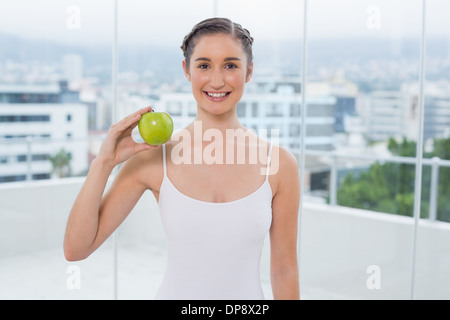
{"left": 206, "top": 92, "right": 228, "bottom": 98}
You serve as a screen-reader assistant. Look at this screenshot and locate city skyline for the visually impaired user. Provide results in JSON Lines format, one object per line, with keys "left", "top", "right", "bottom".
{"left": 0, "top": 0, "right": 449, "bottom": 47}
{"left": 1, "top": 31, "right": 449, "bottom": 94}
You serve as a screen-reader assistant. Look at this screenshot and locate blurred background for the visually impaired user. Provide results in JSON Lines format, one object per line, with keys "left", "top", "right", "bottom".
{"left": 0, "top": 0, "right": 449, "bottom": 299}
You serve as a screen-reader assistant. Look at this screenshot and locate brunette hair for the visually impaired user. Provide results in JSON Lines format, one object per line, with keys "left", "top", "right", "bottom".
{"left": 181, "top": 17, "right": 254, "bottom": 69}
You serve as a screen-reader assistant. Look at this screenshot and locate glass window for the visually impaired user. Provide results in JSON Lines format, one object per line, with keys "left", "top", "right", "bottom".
{"left": 0, "top": 0, "right": 114, "bottom": 299}
{"left": 414, "top": 0, "right": 450, "bottom": 299}
{"left": 116, "top": 0, "right": 214, "bottom": 299}
{"left": 303, "top": 0, "right": 422, "bottom": 299}
{"left": 1, "top": 0, "right": 448, "bottom": 301}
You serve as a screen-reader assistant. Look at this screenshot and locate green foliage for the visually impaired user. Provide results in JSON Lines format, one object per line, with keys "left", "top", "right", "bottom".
{"left": 433, "top": 138, "right": 450, "bottom": 160}
{"left": 387, "top": 137, "right": 416, "bottom": 157}
{"left": 337, "top": 137, "right": 450, "bottom": 222}
{"left": 49, "top": 148, "right": 72, "bottom": 178}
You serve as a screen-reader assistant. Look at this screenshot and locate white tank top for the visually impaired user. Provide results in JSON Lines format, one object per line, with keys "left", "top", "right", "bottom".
{"left": 155, "top": 143, "right": 273, "bottom": 300}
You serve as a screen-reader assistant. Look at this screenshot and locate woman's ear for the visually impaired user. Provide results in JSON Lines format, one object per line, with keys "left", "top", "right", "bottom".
{"left": 182, "top": 59, "right": 191, "bottom": 82}
{"left": 246, "top": 62, "right": 253, "bottom": 83}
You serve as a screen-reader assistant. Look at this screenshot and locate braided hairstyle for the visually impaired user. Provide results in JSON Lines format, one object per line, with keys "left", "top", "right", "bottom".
{"left": 181, "top": 17, "right": 254, "bottom": 70}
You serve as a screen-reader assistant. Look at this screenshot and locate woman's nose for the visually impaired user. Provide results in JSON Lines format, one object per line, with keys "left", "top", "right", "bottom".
{"left": 209, "top": 69, "right": 225, "bottom": 89}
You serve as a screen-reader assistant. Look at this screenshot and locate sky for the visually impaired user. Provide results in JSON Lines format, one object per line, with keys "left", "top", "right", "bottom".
{"left": 0, "top": 0, "right": 448, "bottom": 48}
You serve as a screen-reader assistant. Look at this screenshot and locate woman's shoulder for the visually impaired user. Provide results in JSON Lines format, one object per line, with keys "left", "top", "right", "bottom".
{"left": 126, "top": 144, "right": 163, "bottom": 167}
{"left": 268, "top": 144, "right": 300, "bottom": 202}
{"left": 277, "top": 145, "right": 298, "bottom": 167}
{"left": 120, "top": 145, "right": 164, "bottom": 189}
{"left": 269, "top": 144, "right": 298, "bottom": 176}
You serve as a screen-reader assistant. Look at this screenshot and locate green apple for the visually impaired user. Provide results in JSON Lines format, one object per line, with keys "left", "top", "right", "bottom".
{"left": 138, "top": 111, "right": 173, "bottom": 146}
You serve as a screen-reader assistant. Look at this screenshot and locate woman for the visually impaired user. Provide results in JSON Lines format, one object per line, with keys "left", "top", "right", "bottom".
{"left": 64, "top": 17, "right": 300, "bottom": 300}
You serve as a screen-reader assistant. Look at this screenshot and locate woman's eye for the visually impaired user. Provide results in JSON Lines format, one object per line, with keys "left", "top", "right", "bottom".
{"left": 225, "top": 63, "right": 238, "bottom": 69}
{"left": 198, "top": 64, "right": 209, "bottom": 69}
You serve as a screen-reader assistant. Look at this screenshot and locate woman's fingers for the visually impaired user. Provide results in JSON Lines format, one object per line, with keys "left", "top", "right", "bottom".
{"left": 123, "top": 106, "right": 153, "bottom": 128}
{"left": 97, "top": 106, "right": 159, "bottom": 166}
{"left": 110, "top": 106, "right": 153, "bottom": 135}
{"left": 135, "top": 105, "right": 153, "bottom": 117}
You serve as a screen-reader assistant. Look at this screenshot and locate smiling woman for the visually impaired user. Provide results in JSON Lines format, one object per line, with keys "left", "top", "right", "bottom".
{"left": 155, "top": 18, "right": 299, "bottom": 300}
{"left": 63, "top": 17, "right": 300, "bottom": 300}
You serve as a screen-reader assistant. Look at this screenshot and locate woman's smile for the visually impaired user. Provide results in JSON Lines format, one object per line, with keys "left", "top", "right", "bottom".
{"left": 203, "top": 91, "right": 232, "bottom": 102}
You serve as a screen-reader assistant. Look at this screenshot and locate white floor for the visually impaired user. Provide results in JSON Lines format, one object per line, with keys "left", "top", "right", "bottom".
{"left": 0, "top": 241, "right": 274, "bottom": 300}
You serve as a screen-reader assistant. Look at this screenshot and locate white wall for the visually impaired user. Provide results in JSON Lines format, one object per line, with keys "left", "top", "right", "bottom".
{"left": 1, "top": 178, "right": 449, "bottom": 299}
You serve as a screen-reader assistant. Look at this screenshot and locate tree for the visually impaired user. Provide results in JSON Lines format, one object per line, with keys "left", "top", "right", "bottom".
{"left": 49, "top": 148, "right": 72, "bottom": 178}
{"left": 431, "top": 138, "right": 450, "bottom": 222}
{"left": 337, "top": 137, "right": 450, "bottom": 222}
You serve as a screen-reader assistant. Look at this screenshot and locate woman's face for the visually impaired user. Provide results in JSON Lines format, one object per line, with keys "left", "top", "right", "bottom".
{"left": 183, "top": 33, "right": 253, "bottom": 117}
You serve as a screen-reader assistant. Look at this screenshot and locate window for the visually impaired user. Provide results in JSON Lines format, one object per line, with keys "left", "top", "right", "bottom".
{"left": 414, "top": 0, "right": 450, "bottom": 299}
{"left": 237, "top": 102, "right": 246, "bottom": 117}
{"left": 290, "top": 103, "right": 301, "bottom": 117}
{"left": 166, "top": 101, "right": 182, "bottom": 116}
{"left": 0, "top": 0, "right": 114, "bottom": 299}
{"left": 32, "top": 173, "right": 50, "bottom": 180}
{"left": 250, "top": 102, "right": 258, "bottom": 117}
{"left": 0, "top": 175, "right": 26, "bottom": 183}
{"left": 266, "top": 103, "right": 284, "bottom": 117}
{"left": 0, "top": 115, "right": 50, "bottom": 122}
{"left": 31, "top": 154, "right": 49, "bottom": 161}
{"left": 0, "top": 0, "right": 449, "bottom": 301}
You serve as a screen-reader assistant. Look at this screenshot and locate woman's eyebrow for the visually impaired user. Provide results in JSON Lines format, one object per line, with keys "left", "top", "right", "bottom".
{"left": 224, "top": 57, "right": 241, "bottom": 62}
{"left": 194, "top": 57, "right": 241, "bottom": 62}
{"left": 195, "top": 57, "right": 211, "bottom": 62}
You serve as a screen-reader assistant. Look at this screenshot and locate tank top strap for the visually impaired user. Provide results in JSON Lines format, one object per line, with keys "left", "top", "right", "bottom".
{"left": 162, "top": 144, "right": 167, "bottom": 177}
{"left": 265, "top": 142, "right": 273, "bottom": 181}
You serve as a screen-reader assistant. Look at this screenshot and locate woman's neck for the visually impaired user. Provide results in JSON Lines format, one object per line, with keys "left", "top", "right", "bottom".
{"left": 192, "top": 108, "right": 245, "bottom": 134}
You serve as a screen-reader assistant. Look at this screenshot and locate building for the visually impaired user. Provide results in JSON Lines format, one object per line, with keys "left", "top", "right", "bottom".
{"left": 424, "top": 94, "right": 450, "bottom": 140}
{"left": 62, "top": 54, "right": 83, "bottom": 88}
{"left": 0, "top": 82, "right": 88, "bottom": 183}
{"left": 362, "top": 82, "right": 450, "bottom": 143}
{"left": 363, "top": 90, "right": 409, "bottom": 142}
{"left": 306, "top": 78, "right": 358, "bottom": 133}
{"left": 0, "top": 80, "right": 79, "bottom": 104}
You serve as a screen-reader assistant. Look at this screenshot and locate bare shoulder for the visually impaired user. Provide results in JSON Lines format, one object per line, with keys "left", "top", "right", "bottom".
{"left": 269, "top": 144, "right": 298, "bottom": 174}
{"left": 278, "top": 145, "right": 299, "bottom": 174}
{"left": 269, "top": 144, "right": 300, "bottom": 194}
{"left": 117, "top": 145, "right": 164, "bottom": 191}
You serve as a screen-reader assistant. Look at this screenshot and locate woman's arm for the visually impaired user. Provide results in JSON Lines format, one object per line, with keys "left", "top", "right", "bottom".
{"left": 63, "top": 106, "right": 155, "bottom": 261}
{"left": 269, "top": 146, "right": 300, "bottom": 299}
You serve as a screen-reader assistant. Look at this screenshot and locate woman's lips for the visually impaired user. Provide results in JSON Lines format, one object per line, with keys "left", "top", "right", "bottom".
{"left": 203, "top": 91, "right": 231, "bottom": 101}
